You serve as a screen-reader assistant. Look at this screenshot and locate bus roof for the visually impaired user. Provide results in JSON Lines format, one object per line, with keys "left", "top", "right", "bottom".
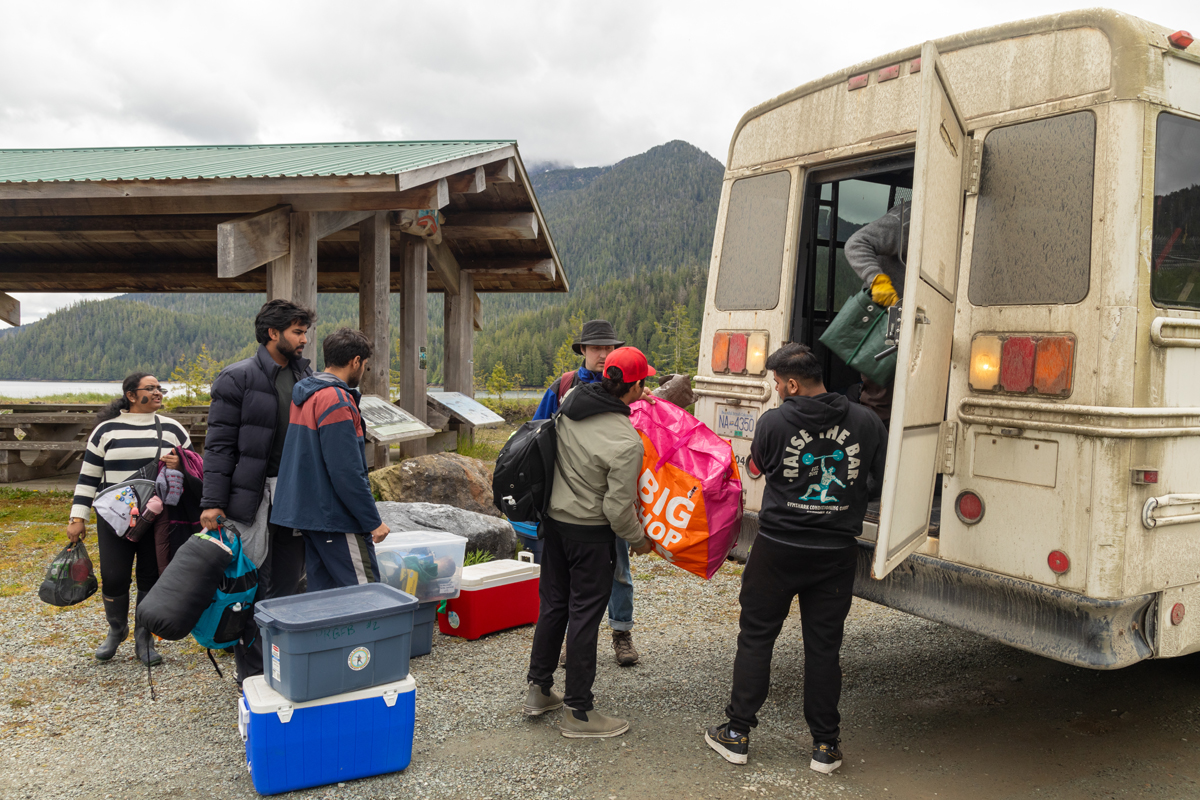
{"left": 728, "top": 8, "right": 1189, "bottom": 168}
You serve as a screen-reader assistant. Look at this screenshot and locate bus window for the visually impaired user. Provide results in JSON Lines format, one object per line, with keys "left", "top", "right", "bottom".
{"left": 1152, "top": 113, "right": 1200, "bottom": 309}
{"left": 792, "top": 163, "right": 914, "bottom": 391}
{"left": 714, "top": 170, "right": 791, "bottom": 311}
{"left": 968, "top": 112, "right": 1095, "bottom": 306}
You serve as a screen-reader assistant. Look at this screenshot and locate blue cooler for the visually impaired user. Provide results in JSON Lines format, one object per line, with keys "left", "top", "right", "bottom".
{"left": 411, "top": 600, "right": 437, "bottom": 658}
{"left": 239, "top": 674, "right": 415, "bottom": 795}
{"left": 254, "top": 583, "right": 417, "bottom": 702}
{"left": 511, "top": 521, "right": 543, "bottom": 564}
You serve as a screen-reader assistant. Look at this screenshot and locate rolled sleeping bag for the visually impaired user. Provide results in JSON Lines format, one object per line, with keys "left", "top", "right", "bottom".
{"left": 135, "top": 531, "right": 232, "bottom": 640}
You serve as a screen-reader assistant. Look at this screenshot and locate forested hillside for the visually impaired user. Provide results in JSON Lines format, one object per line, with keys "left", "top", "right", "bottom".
{"left": 0, "top": 140, "right": 725, "bottom": 384}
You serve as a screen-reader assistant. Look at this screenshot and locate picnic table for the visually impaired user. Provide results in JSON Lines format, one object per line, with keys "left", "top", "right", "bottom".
{"left": 0, "top": 403, "right": 209, "bottom": 484}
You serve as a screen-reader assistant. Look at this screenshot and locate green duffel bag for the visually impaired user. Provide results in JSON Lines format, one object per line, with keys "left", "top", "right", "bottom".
{"left": 818, "top": 289, "right": 897, "bottom": 385}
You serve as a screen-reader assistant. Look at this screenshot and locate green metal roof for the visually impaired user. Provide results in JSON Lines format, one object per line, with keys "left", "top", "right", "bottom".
{"left": 0, "top": 140, "right": 515, "bottom": 183}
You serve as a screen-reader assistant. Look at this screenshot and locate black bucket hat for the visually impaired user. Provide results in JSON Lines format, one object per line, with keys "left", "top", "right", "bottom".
{"left": 572, "top": 319, "right": 625, "bottom": 355}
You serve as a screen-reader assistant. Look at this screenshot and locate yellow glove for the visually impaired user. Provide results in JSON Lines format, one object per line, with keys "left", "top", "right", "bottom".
{"left": 871, "top": 274, "right": 899, "bottom": 307}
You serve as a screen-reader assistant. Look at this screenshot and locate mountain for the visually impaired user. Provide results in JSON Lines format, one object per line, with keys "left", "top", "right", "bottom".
{"left": 0, "top": 140, "right": 725, "bottom": 383}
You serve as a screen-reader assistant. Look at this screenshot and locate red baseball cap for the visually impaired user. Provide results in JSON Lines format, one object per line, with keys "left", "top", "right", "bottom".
{"left": 604, "top": 346, "right": 656, "bottom": 382}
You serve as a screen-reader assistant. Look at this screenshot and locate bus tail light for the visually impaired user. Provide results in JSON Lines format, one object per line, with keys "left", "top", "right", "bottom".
{"left": 711, "top": 332, "right": 730, "bottom": 372}
{"left": 955, "top": 490, "right": 984, "bottom": 524}
{"left": 728, "top": 333, "right": 748, "bottom": 373}
{"left": 970, "top": 333, "right": 1075, "bottom": 397}
{"left": 1000, "top": 336, "right": 1035, "bottom": 392}
{"left": 1034, "top": 336, "right": 1074, "bottom": 395}
{"left": 1048, "top": 550, "right": 1070, "bottom": 575}
{"left": 969, "top": 336, "right": 1001, "bottom": 391}
{"left": 746, "top": 333, "right": 768, "bottom": 375}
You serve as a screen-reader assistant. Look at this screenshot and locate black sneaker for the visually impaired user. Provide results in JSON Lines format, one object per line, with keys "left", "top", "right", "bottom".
{"left": 704, "top": 723, "right": 749, "bottom": 765}
{"left": 810, "top": 740, "right": 843, "bottom": 774}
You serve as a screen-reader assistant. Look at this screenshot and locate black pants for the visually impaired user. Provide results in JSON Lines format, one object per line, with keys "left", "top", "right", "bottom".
{"left": 725, "top": 536, "right": 857, "bottom": 743}
{"left": 96, "top": 516, "right": 158, "bottom": 601}
{"left": 234, "top": 522, "right": 306, "bottom": 683}
{"left": 526, "top": 523, "right": 616, "bottom": 712}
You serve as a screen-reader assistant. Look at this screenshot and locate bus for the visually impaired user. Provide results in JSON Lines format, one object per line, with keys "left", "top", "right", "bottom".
{"left": 696, "top": 9, "right": 1200, "bottom": 668}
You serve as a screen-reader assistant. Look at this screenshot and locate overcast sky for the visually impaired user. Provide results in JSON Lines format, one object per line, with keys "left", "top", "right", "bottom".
{"left": 2, "top": 0, "right": 1195, "bottom": 326}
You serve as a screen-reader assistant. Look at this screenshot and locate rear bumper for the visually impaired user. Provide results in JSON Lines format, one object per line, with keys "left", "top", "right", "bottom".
{"left": 852, "top": 541, "right": 1157, "bottom": 670}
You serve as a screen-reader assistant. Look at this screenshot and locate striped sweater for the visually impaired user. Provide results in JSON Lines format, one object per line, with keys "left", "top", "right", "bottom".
{"left": 70, "top": 412, "right": 191, "bottom": 520}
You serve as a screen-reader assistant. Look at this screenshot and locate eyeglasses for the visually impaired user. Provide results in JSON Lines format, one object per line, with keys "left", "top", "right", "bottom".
{"left": 135, "top": 386, "right": 168, "bottom": 395}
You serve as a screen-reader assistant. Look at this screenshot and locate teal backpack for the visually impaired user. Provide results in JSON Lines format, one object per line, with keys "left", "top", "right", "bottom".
{"left": 192, "top": 526, "right": 258, "bottom": 651}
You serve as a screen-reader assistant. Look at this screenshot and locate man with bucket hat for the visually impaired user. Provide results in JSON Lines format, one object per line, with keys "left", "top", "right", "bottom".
{"left": 533, "top": 319, "right": 643, "bottom": 668}
{"left": 523, "top": 347, "right": 656, "bottom": 737}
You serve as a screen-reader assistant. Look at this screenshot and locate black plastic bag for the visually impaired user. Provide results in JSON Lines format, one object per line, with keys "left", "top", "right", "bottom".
{"left": 38, "top": 541, "right": 99, "bottom": 607}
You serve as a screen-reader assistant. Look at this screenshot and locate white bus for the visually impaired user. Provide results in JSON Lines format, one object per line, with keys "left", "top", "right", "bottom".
{"left": 696, "top": 9, "right": 1200, "bottom": 668}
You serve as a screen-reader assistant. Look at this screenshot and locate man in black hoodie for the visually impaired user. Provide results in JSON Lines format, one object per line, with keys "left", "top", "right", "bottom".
{"left": 705, "top": 342, "right": 887, "bottom": 774}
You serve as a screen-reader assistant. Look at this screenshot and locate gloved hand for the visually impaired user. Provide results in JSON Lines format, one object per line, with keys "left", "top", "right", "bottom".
{"left": 871, "top": 274, "right": 899, "bottom": 307}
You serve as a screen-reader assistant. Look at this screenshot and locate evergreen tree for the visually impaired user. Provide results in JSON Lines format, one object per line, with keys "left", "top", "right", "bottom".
{"left": 653, "top": 303, "right": 701, "bottom": 376}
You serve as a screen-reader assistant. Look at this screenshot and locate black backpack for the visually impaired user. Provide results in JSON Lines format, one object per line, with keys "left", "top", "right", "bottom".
{"left": 492, "top": 415, "right": 558, "bottom": 526}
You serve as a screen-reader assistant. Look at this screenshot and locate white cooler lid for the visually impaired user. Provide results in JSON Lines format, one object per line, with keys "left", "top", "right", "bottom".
{"left": 460, "top": 558, "right": 540, "bottom": 590}
{"left": 242, "top": 674, "right": 416, "bottom": 722}
{"left": 375, "top": 529, "right": 468, "bottom": 550}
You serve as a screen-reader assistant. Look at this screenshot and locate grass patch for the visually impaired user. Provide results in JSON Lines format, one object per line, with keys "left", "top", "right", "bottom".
{"left": 0, "top": 524, "right": 68, "bottom": 573}
{"left": 0, "top": 489, "right": 73, "bottom": 525}
{"left": 463, "top": 549, "right": 494, "bottom": 567}
{"left": 0, "top": 392, "right": 113, "bottom": 404}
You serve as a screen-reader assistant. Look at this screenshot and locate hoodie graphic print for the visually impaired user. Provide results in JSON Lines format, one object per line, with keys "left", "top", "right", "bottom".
{"left": 751, "top": 392, "right": 888, "bottom": 549}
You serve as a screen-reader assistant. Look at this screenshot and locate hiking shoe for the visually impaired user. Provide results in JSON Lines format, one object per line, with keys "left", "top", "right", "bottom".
{"left": 612, "top": 630, "right": 639, "bottom": 666}
{"left": 523, "top": 683, "right": 564, "bottom": 716}
{"left": 810, "top": 740, "right": 843, "bottom": 774}
{"left": 559, "top": 707, "right": 629, "bottom": 738}
{"left": 704, "top": 723, "right": 749, "bottom": 765}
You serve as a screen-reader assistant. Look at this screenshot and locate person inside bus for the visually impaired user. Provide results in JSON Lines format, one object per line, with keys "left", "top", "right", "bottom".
{"left": 844, "top": 201, "right": 909, "bottom": 424}
{"left": 704, "top": 342, "right": 887, "bottom": 773}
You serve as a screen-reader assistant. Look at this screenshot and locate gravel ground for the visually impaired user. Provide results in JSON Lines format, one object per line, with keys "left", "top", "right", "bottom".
{"left": 6, "top": 525, "right": 1200, "bottom": 800}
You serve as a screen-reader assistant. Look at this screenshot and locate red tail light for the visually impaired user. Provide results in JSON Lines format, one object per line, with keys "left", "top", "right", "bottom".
{"left": 1048, "top": 550, "right": 1070, "bottom": 575}
{"left": 955, "top": 490, "right": 984, "bottom": 524}
{"left": 1169, "top": 30, "right": 1194, "bottom": 49}
{"left": 728, "top": 333, "right": 748, "bottom": 373}
{"left": 711, "top": 332, "right": 730, "bottom": 372}
{"left": 999, "top": 337, "right": 1035, "bottom": 392}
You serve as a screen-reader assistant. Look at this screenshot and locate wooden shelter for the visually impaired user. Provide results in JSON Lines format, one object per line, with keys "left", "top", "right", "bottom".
{"left": 0, "top": 141, "right": 567, "bottom": 474}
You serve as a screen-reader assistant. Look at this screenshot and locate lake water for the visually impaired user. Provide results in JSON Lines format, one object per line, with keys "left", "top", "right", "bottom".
{"left": 0, "top": 380, "right": 543, "bottom": 401}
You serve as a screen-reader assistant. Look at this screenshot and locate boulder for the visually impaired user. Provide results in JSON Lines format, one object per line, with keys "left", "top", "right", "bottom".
{"left": 375, "top": 501, "right": 518, "bottom": 560}
{"left": 370, "top": 452, "right": 499, "bottom": 517}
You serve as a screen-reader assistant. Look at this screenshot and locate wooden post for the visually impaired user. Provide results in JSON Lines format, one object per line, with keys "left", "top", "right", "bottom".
{"left": 398, "top": 235, "right": 428, "bottom": 458}
{"left": 359, "top": 211, "right": 391, "bottom": 469}
{"left": 443, "top": 272, "right": 476, "bottom": 449}
{"left": 266, "top": 210, "right": 317, "bottom": 310}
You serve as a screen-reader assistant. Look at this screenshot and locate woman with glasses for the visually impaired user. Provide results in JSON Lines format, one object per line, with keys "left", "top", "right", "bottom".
{"left": 66, "top": 372, "right": 191, "bottom": 665}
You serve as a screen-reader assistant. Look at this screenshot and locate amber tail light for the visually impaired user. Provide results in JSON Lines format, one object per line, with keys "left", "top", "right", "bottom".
{"left": 970, "top": 334, "right": 1074, "bottom": 397}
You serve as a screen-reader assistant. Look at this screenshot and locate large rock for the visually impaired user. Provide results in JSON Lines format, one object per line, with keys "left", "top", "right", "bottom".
{"left": 375, "top": 501, "right": 517, "bottom": 560}
{"left": 370, "top": 453, "right": 499, "bottom": 517}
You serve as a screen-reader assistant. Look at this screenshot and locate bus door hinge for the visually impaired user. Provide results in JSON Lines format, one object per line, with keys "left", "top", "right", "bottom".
{"left": 965, "top": 139, "right": 983, "bottom": 196}
{"left": 939, "top": 420, "right": 958, "bottom": 475}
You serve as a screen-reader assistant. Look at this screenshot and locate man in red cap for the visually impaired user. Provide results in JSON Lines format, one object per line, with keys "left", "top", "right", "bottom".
{"left": 523, "top": 347, "right": 656, "bottom": 738}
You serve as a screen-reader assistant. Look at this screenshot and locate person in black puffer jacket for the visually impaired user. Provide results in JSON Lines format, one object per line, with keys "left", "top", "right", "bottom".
{"left": 200, "top": 299, "right": 315, "bottom": 684}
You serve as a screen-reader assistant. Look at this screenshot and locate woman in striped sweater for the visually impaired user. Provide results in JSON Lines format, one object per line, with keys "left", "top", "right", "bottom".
{"left": 66, "top": 372, "right": 191, "bottom": 665}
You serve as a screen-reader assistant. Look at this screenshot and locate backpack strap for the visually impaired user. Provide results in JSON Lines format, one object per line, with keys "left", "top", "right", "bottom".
{"left": 556, "top": 371, "right": 576, "bottom": 402}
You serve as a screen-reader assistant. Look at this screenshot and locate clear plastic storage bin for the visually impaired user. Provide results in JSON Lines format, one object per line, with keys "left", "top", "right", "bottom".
{"left": 375, "top": 530, "right": 468, "bottom": 602}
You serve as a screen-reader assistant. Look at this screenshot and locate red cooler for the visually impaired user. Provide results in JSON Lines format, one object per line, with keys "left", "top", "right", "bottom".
{"left": 437, "top": 555, "right": 540, "bottom": 640}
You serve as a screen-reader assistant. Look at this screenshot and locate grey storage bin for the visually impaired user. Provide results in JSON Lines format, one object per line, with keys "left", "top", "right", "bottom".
{"left": 411, "top": 600, "right": 438, "bottom": 658}
{"left": 254, "top": 583, "right": 417, "bottom": 703}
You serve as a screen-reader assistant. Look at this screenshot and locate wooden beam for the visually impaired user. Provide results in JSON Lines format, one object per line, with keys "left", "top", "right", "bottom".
{"left": 314, "top": 209, "right": 372, "bottom": 240}
{"left": 0, "top": 214, "right": 236, "bottom": 232}
{"left": 443, "top": 272, "right": 474, "bottom": 396}
{"left": 442, "top": 212, "right": 538, "bottom": 241}
{"left": 0, "top": 174, "right": 398, "bottom": 201}
{"left": 359, "top": 211, "right": 391, "bottom": 470}
{"left": 394, "top": 145, "right": 517, "bottom": 192}
{"left": 0, "top": 230, "right": 222, "bottom": 244}
{"left": 445, "top": 166, "right": 486, "bottom": 195}
{"left": 217, "top": 205, "right": 290, "bottom": 278}
{"left": 426, "top": 239, "right": 461, "bottom": 297}
{"left": 0, "top": 292, "right": 18, "bottom": 327}
{"left": 267, "top": 211, "right": 317, "bottom": 308}
{"left": 464, "top": 258, "right": 556, "bottom": 281}
{"left": 485, "top": 158, "right": 516, "bottom": 184}
{"left": 398, "top": 236, "right": 428, "bottom": 457}
{"left": 473, "top": 293, "right": 482, "bottom": 332}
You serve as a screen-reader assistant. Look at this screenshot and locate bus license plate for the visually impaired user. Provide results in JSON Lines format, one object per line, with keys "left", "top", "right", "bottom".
{"left": 715, "top": 405, "right": 757, "bottom": 439}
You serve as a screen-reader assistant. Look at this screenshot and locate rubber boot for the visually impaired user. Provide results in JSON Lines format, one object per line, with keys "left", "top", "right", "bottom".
{"left": 134, "top": 622, "right": 162, "bottom": 666}
{"left": 95, "top": 593, "right": 129, "bottom": 662}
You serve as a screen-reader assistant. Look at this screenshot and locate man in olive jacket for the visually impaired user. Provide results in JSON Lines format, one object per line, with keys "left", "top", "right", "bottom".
{"left": 522, "top": 347, "right": 655, "bottom": 739}
{"left": 200, "top": 299, "right": 314, "bottom": 683}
